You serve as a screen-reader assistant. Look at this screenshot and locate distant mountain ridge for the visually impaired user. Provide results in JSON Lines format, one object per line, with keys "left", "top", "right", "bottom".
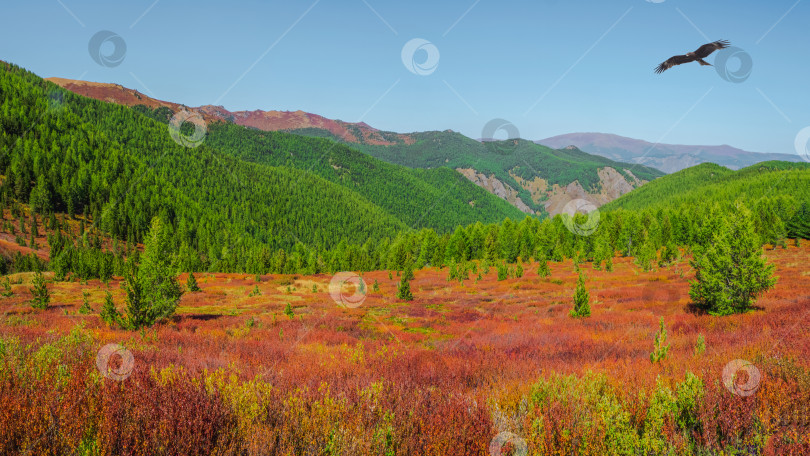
{"left": 45, "top": 77, "right": 410, "bottom": 146}
{"left": 537, "top": 132, "right": 803, "bottom": 173}
{"left": 46, "top": 77, "right": 663, "bottom": 216}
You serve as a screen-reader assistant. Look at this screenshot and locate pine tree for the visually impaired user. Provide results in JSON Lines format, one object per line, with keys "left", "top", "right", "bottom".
{"left": 99, "top": 256, "right": 112, "bottom": 284}
{"left": 186, "top": 272, "right": 201, "bottom": 292}
{"left": 29, "top": 271, "right": 50, "bottom": 309}
{"left": 496, "top": 262, "right": 508, "bottom": 281}
{"left": 658, "top": 242, "right": 678, "bottom": 267}
{"left": 78, "top": 291, "right": 92, "bottom": 314}
{"left": 1, "top": 277, "right": 13, "bottom": 297}
{"left": 402, "top": 265, "right": 414, "bottom": 281}
{"left": 787, "top": 202, "right": 810, "bottom": 240}
{"left": 100, "top": 291, "right": 121, "bottom": 327}
{"left": 569, "top": 272, "right": 590, "bottom": 318}
{"left": 537, "top": 259, "right": 551, "bottom": 278}
{"left": 650, "top": 317, "right": 670, "bottom": 363}
{"left": 694, "top": 333, "right": 706, "bottom": 357}
{"left": 635, "top": 238, "right": 657, "bottom": 272}
{"left": 689, "top": 203, "right": 777, "bottom": 315}
{"left": 123, "top": 217, "right": 184, "bottom": 329}
{"left": 396, "top": 267, "right": 414, "bottom": 301}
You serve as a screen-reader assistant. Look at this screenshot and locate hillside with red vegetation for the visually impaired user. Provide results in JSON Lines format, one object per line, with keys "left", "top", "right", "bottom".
{"left": 46, "top": 77, "right": 413, "bottom": 145}
{"left": 1, "top": 242, "right": 808, "bottom": 454}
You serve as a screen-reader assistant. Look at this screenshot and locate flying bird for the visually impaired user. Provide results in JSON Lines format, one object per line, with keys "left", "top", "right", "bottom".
{"left": 654, "top": 40, "right": 730, "bottom": 74}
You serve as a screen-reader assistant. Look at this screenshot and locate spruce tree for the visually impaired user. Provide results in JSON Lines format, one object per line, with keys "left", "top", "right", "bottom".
{"left": 650, "top": 317, "right": 670, "bottom": 363}
{"left": 787, "top": 202, "right": 810, "bottom": 240}
{"left": 396, "top": 266, "right": 414, "bottom": 301}
{"left": 689, "top": 203, "right": 777, "bottom": 315}
{"left": 496, "top": 262, "right": 508, "bottom": 281}
{"left": 658, "top": 242, "right": 678, "bottom": 267}
{"left": 100, "top": 291, "right": 121, "bottom": 327}
{"left": 537, "top": 257, "right": 551, "bottom": 278}
{"left": 402, "top": 265, "right": 414, "bottom": 281}
{"left": 78, "top": 291, "right": 92, "bottom": 314}
{"left": 123, "top": 217, "right": 183, "bottom": 329}
{"left": 570, "top": 272, "right": 590, "bottom": 318}
{"left": 694, "top": 333, "right": 706, "bottom": 357}
{"left": 2, "top": 276, "right": 13, "bottom": 297}
{"left": 186, "top": 272, "right": 201, "bottom": 292}
{"left": 635, "top": 238, "right": 657, "bottom": 272}
{"left": 29, "top": 271, "right": 49, "bottom": 309}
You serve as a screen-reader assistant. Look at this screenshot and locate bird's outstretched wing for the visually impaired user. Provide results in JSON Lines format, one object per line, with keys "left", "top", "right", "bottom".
{"left": 694, "top": 40, "right": 730, "bottom": 58}
{"left": 654, "top": 54, "right": 695, "bottom": 74}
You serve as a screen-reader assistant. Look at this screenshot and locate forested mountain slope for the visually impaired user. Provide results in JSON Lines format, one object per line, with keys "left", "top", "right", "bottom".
{"left": 42, "top": 74, "right": 527, "bottom": 232}
{"left": 603, "top": 161, "right": 810, "bottom": 212}
{"left": 193, "top": 123, "right": 526, "bottom": 232}
{"left": 45, "top": 77, "right": 663, "bottom": 217}
{"left": 290, "top": 128, "right": 665, "bottom": 216}
{"left": 5, "top": 63, "right": 521, "bottom": 273}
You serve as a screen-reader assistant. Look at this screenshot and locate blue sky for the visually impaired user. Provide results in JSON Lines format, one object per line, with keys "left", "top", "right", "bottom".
{"left": 2, "top": 0, "right": 808, "bottom": 154}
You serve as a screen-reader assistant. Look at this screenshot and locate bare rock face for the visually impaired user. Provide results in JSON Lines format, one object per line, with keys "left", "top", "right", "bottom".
{"left": 457, "top": 166, "right": 647, "bottom": 217}
{"left": 597, "top": 167, "right": 634, "bottom": 200}
{"left": 543, "top": 167, "right": 646, "bottom": 216}
{"left": 455, "top": 168, "right": 534, "bottom": 214}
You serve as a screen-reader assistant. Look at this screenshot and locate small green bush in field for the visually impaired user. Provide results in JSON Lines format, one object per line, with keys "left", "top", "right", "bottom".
{"left": 527, "top": 371, "right": 707, "bottom": 454}
{"left": 650, "top": 317, "right": 670, "bottom": 363}
{"left": 694, "top": 333, "right": 706, "bottom": 357}
{"left": 1, "top": 277, "right": 12, "bottom": 297}
{"left": 570, "top": 273, "right": 590, "bottom": 318}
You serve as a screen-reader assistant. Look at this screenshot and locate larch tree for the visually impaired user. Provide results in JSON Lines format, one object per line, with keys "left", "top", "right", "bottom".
{"left": 123, "top": 217, "right": 184, "bottom": 329}
{"left": 689, "top": 203, "right": 777, "bottom": 316}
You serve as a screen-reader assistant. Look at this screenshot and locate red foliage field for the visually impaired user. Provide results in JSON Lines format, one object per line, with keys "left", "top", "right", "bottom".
{"left": 1, "top": 244, "right": 808, "bottom": 455}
